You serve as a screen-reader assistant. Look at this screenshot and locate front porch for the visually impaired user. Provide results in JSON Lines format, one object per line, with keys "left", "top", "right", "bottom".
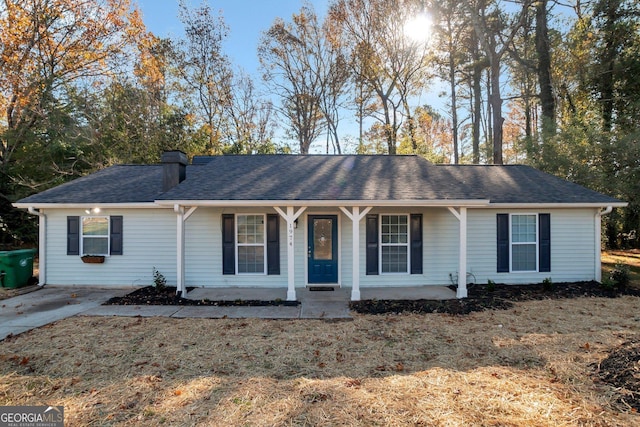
{"left": 184, "top": 285, "right": 456, "bottom": 319}
{"left": 185, "top": 285, "right": 456, "bottom": 302}
{"left": 172, "top": 203, "right": 483, "bottom": 301}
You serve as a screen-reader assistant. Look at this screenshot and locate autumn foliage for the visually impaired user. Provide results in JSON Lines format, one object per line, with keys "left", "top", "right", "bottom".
{"left": 0, "top": 0, "right": 146, "bottom": 171}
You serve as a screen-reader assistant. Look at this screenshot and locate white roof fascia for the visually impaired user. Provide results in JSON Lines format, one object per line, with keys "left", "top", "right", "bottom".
{"left": 154, "top": 199, "right": 492, "bottom": 208}
{"left": 12, "top": 202, "right": 167, "bottom": 210}
{"left": 484, "top": 202, "right": 628, "bottom": 209}
{"left": 15, "top": 201, "right": 625, "bottom": 210}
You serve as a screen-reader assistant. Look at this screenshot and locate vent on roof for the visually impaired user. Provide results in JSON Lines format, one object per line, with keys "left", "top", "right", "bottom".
{"left": 161, "top": 150, "right": 188, "bottom": 192}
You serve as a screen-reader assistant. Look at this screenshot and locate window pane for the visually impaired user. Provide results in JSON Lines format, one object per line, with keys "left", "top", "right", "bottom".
{"left": 381, "top": 215, "right": 408, "bottom": 245}
{"left": 82, "top": 217, "right": 108, "bottom": 236}
{"left": 381, "top": 246, "right": 408, "bottom": 273}
{"left": 237, "top": 215, "right": 264, "bottom": 244}
{"left": 313, "top": 219, "right": 333, "bottom": 260}
{"left": 512, "top": 244, "right": 536, "bottom": 271}
{"left": 512, "top": 215, "right": 536, "bottom": 243}
{"left": 83, "top": 237, "right": 108, "bottom": 255}
{"left": 238, "top": 246, "right": 264, "bottom": 273}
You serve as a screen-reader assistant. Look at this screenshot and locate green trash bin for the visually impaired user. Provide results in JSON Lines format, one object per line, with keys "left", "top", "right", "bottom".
{"left": 0, "top": 248, "right": 37, "bottom": 289}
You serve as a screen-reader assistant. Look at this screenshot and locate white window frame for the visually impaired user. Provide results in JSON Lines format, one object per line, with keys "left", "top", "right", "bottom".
{"left": 379, "top": 213, "right": 410, "bottom": 274}
{"left": 81, "top": 216, "right": 110, "bottom": 256}
{"left": 235, "top": 214, "right": 267, "bottom": 275}
{"left": 509, "top": 213, "right": 538, "bottom": 273}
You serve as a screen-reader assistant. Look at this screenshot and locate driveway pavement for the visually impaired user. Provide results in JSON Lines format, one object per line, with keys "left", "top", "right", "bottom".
{"left": 0, "top": 286, "right": 131, "bottom": 341}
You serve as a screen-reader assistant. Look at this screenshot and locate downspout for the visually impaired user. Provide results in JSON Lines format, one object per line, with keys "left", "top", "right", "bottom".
{"left": 27, "top": 207, "right": 46, "bottom": 286}
{"left": 595, "top": 206, "right": 613, "bottom": 282}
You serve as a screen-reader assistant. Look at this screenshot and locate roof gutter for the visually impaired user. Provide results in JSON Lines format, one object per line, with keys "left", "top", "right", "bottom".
{"left": 484, "top": 202, "right": 627, "bottom": 209}
{"left": 27, "top": 207, "right": 46, "bottom": 287}
{"left": 155, "top": 199, "right": 493, "bottom": 208}
{"left": 13, "top": 202, "right": 168, "bottom": 210}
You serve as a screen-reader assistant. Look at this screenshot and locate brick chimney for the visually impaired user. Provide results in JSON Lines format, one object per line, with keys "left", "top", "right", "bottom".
{"left": 161, "top": 150, "right": 188, "bottom": 192}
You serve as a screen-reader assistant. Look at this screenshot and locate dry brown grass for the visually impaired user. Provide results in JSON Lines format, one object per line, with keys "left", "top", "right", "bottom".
{"left": 603, "top": 250, "right": 640, "bottom": 285}
{"left": 1, "top": 295, "right": 639, "bottom": 426}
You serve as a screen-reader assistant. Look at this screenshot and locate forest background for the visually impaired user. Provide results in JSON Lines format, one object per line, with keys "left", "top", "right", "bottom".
{"left": 1, "top": 0, "right": 638, "bottom": 249}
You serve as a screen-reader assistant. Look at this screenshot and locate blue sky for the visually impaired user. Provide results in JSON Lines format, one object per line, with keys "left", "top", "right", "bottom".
{"left": 137, "top": 0, "right": 352, "bottom": 152}
{"left": 136, "top": 0, "right": 442, "bottom": 153}
{"left": 137, "top": 0, "right": 330, "bottom": 77}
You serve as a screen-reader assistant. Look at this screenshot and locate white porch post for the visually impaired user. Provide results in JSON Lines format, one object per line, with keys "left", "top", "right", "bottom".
{"left": 274, "top": 206, "right": 307, "bottom": 301}
{"left": 339, "top": 206, "right": 372, "bottom": 301}
{"left": 175, "top": 205, "right": 185, "bottom": 295}
{"left": 448, "top": 207, "right": 468, "bottom": 299}
{"left": 175, "top": 205, "right": 197, "bottom": 296}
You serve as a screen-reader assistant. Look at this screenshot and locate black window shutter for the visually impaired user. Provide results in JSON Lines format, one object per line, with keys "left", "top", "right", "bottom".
{"left": 266, "top": 214, "right": 280, "bottom": 275}
{"left": 539, "top": 213, "right": 551, "bottom": 272}
{"left": 222, "top": 214, "right": 235, "bottom": 275}
{"left": 366, "top": 214, "right": 379, "bottom": 275}
{"left": 497, "top": 214, "right": 510, "bottom": 273}
{"left": 67, "top": 216, "right": 80, "bottom": 255}
{"left": 410, "top": 214, "right": 423, "bottom": 274}
{"left": 110, "top": 216, "right": 123, "bottom": 255}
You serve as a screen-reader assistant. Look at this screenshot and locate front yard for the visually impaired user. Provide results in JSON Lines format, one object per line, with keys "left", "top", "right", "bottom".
{"left": 0, "top": 251, "right": 638, "bottom": 425}
{"left": 1, "top": 298, "right": 638, "bottom": 426}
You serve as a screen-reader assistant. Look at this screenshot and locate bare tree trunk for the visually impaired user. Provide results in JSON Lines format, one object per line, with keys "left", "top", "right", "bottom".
{"left": 472, "top": 37, "right": 482, "bottom": 164}
{"left": 358, "top": 85, "right": 365, "bottom": 153}
{"left": 402, "top": 99, "right": 417, "bottom": 151}
{"left": 380, "top": 94, "right": 396, "bottom": 154}
{"left": 486, "top": 68, "right": 493, "bottom": 161}
{"left": 536, "top": 0, "right": 555, "bottom": 137}
{"left": 490, "top": 60, "right": 503, "bottom": 165}
{"left": 449, "top": 52, "right": 459, "bottom": 164}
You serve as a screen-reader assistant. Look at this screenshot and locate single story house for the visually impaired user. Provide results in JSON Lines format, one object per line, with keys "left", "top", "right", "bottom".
{"left": 14, "top": 152, "right": 626, "bottom": 301}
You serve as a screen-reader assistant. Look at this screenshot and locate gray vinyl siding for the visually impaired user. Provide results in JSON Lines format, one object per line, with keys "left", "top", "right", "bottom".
{"left": 184, "top": 208, "right": 288, "bottom": 287}
{"left": 41, "top": 206, "right": 600, "bottom": 290}
{"left": 467, "top": 208, "right": 597, "bottom": 284}
{"left": 359, "top": 207, "right": 459, "bottom": 287}
{"left": 44, "top": 208, "right": 177, "bottom": 286}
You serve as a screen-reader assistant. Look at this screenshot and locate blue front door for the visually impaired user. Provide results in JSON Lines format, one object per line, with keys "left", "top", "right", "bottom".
{"left": 308, "top": 215, "right": 338, "bottom": 284}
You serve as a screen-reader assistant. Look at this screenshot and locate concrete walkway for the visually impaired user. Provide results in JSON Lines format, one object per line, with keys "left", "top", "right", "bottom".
{"left": 1, "top": 285, "right": 456, "bottom": 341}
{"left": 0, "top": 286, "right": 132, "bottom": 341}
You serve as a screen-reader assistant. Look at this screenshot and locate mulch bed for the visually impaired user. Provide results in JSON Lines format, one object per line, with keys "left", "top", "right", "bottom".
{"left": 594, "top": 337, "right": 640, "bottom": 412}
{"left": 350, "top": 281, "right": 640, "bottom": 315}
{"left": 106, "top": 281, "right": 639, "bottom": 315}
{"left": 104, "top": 286, "right": 299, "bottom": 307}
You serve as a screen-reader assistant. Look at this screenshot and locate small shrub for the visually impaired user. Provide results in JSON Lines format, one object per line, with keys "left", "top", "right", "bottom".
{"left": 152, "top": 268, "right": 167, "bottom": 291}
{"left": 600, "top": 276, "right": 616, "bottom": 291}
{"left": 542, "top": 277, "right": 554, "bottom": 291}
{"left": 487, "top": 279, "right": 496, "bottom": 292}
{"left": 610, "top": 264, "right": 630, "bottom": 290}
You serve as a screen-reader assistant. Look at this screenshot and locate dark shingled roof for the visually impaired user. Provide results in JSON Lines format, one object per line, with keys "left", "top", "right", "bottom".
{"left": 16, "top": 155, "right": 622, "bottom": 205}
{"left": 17, "top": 165, "right": 165, "bottom": 204}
